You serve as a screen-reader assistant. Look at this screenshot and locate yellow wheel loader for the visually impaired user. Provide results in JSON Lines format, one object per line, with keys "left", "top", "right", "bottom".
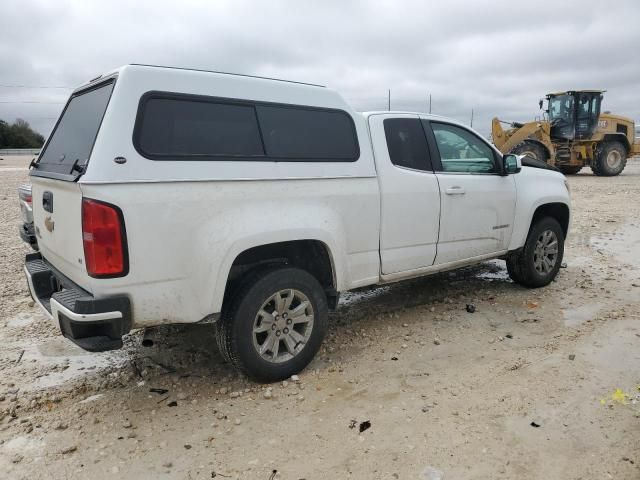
{"left": 492, "top": 90, "right": 640, "bottom": 176}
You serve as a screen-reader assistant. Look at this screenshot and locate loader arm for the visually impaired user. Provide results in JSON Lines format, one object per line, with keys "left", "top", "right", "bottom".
{"left": 502, "top": 121, "right": 548, "bottom": 155}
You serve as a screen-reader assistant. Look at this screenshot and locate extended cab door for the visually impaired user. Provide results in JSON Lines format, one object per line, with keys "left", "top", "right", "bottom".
{"left": 369, "top": 114, "right": 440, "bottom": 274}
{"left": 423, "top": 120, "right": 516, "bottom": 265}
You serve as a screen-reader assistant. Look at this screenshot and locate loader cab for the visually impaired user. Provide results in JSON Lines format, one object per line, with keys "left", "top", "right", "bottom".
{"left": 546, "top": 90, "right": 603, "bottom": 141}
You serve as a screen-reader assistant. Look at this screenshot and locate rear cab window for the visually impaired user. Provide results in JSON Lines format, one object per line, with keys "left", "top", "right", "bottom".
{"left": 133, "top": 92, "right": 360, "bottom": 162}
{"left": 383, "top": 118, "right": 432, "bottom": 171}
{"left": 32, "top": 80, "right": 115, "bottom": 180}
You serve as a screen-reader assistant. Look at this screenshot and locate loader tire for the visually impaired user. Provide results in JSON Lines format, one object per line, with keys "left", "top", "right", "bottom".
{"left": 591, "top": 141, "right": 627, "bottom": 176}
{"left": 510, "top": 141, "right": 548, "bottom": 162}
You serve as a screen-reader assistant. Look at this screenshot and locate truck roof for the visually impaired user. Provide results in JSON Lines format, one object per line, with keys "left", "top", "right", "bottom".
{"left": 361, "top": 111, "right": 471, "bottom": 128}
{"left": 72, "top": 64, "right": 327, "bottom": 94}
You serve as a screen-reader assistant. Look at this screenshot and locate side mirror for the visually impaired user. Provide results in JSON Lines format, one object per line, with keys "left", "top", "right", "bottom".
{"left": 503, "top": 154, "right": 522, "bottom": 175}
{"left": 539, "top": 99, "right": 544, "bottom": 110}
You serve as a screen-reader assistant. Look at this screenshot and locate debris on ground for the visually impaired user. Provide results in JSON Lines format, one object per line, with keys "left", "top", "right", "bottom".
{"left": 530, "top": 421, "right": 541, "bottom": 428}
{"left": 150, "top": 388, "right": 169, "bottom": 395}
{"left": 359, "top": 420, "right": 371, "bottom": 433}
{"left": 601, "top": 388, "right": 632, "bottom": 406}
{"left": 59, "top": 445, "right": 78, "bottom": 454}
{"left": 466, "top": 304, "right": 476, "bottom": 313}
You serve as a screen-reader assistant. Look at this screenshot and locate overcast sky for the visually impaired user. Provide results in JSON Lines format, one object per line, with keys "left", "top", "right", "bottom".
{"left": 2, "top": 0, "right": 640, "bottom": 137}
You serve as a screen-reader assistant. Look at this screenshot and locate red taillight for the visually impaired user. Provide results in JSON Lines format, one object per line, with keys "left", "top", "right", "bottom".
{"left": 82, "top": 198, "right": 128, "bottom": 278}
{"left": 24, "top": 195, "right": 32, "bottom": 205}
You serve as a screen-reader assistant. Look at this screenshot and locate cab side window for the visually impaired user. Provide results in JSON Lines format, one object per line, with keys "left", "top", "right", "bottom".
{"left": 383, "top": 118, "right": 432, "bottom": 171}
{"left": 431, "top": 123, "right": 496, "bottom": 173}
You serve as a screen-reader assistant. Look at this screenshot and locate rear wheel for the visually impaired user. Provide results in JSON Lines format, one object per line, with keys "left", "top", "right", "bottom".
{"left": 507, "top": 217, "right": 564, "bottom": 288}
{"left": 559, "top": 165, "right": 582, "bottom": 175}
{"left": 510, "top": 141, "right": 548, "bottom": 162}
{"left": 216, "top": 267, "right": 328, "bottom": 382}
{"left": 591, "top": 141, "right": 627, "bottom": 176}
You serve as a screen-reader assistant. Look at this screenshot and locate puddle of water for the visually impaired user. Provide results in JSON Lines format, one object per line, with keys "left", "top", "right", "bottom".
{"left": 20, "top": 337, "right": 126, "bottom": 391}
{"left": 563, "top": 303, "right": 601, "bottom": 327}
{"left": 2, "top": 435, "right": 46, "bottom": 452}
{"left": 475, "top": 260, "right": 511, "bottom": 282}
{"left": 0, "top": 166, "right": 28, "bottom": 171}
{"left": 575, "top": 317, "right": 640, "bottom": 384}
{"left": 340, "top": 285, "right": 392, "bottom": 307}
{"left": 341, "top": 259, "right": 510, "bottom": 310}
{"left": 590, "top": 222, "right": 640, "bottom": 269}
{"left": 7, "top": 313, "right": 35, "bottom": 328}
{"left": 566, "top": 255, "right": 593, "bottom": 268}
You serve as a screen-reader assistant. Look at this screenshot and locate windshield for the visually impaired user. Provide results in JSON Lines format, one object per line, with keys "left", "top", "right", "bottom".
{"left": 34, "top": 80, "right": 114, "bottom": 179}
{"left": 548, "top": 94, "right": 574, "bottom": 125}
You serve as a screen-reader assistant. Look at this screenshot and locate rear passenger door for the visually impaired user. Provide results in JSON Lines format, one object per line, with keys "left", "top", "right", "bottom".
{"left": 423, "top": 120, "right": 516, "bottom": 264}
{"left": 369, "top": 114, "right": 441, "bottom": 274}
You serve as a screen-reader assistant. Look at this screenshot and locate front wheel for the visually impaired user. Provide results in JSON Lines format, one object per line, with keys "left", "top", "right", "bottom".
{"left": 216, "top": 267, "right": 328, "bottom": 382}
{"left": 559, "top": 165, "right": 582, "bottom": 175}
{"left": 510, "top": 141, "right": 548, "bottom": 162}
{"left": 507, "top": 217, "right": 565, "bottom": 288}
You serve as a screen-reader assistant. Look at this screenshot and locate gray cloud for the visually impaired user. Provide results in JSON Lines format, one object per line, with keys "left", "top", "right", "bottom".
{"left": 1, "top": 0, "right": 639, "bottom": 136}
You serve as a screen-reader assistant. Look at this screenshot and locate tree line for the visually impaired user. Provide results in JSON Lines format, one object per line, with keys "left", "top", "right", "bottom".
{"left": 0, "top": 119, "right": 45, "bottom": 148}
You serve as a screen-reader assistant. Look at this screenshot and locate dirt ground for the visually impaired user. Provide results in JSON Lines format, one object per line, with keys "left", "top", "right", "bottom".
{"left": 0, "top": 154, "right": 639, "bottom": 480}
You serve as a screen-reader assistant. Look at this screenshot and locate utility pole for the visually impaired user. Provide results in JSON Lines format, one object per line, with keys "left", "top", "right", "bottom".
{"left": 388, "top": 89, "right": 391, "bottom": 111}
{"left": 470, "top": 108, "right": 474, "bottom": 127}
{"left": 428, "top": 94, "right": 432, "bottom": 114}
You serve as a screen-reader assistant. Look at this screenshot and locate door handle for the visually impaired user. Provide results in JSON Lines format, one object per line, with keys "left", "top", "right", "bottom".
{"left": 445, "top": 186, "right": 465, "bottom": 195}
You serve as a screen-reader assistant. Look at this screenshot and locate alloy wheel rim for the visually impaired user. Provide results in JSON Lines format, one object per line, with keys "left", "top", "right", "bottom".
{"left": 606, "top": 150, "right": 622, "bottom": 169}
{"left": 252, "top": 289, "right": 314, "bottom": 363}
{"left": 533, "top": 230, "right": 559, "bottom": 274}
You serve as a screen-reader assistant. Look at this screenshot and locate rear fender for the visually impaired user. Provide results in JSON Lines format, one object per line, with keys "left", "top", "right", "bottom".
{"left": 198, "top": 205, "right": 348, "bottom": 315}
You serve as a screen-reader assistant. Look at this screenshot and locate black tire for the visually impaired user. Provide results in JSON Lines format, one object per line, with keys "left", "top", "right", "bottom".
{"left": 559, "top": 165, "right": 582, "bottom": 175}
{"left": 510, "top": 141, "right": 548, "bottom": 162}
{"left": 507, "top": 217, "right": 564, "bottom": 288}
{"left": 215, "top": 267, "right": 328, "bottom": 382}
{"left": 591, "top": 141, "right": 627, "bottom": 176}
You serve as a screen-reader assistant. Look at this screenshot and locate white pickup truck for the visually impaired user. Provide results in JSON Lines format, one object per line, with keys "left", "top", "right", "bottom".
{"left": 24, "top": 65, "right": 570, "bottom": 381}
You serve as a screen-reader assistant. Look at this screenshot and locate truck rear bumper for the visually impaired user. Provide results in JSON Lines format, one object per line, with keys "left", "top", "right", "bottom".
{"left": 24, "top": 252, "right": 131, "bottom": 352}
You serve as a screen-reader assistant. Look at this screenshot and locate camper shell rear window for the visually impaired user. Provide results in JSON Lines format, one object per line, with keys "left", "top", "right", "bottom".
{"left": 133, "top": 91, "right": 360, "bottom": 162}
{"left": 32, "top": 79, "right": 115, "bottom": 181}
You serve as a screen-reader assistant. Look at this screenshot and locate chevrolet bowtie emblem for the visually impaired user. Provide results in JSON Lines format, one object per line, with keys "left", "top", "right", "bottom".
{"left": 44, "top": 216, "right": 55, "bottom": 233}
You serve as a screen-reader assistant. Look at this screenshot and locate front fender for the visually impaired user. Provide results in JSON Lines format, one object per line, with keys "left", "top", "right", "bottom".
{"left": 508, "top": 168, "right": 571, "bottom": 251}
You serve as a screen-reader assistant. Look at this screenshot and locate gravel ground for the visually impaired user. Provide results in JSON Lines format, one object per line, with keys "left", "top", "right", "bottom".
{"left": 0, "top": 155, "right": 639, "bottom": 479}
